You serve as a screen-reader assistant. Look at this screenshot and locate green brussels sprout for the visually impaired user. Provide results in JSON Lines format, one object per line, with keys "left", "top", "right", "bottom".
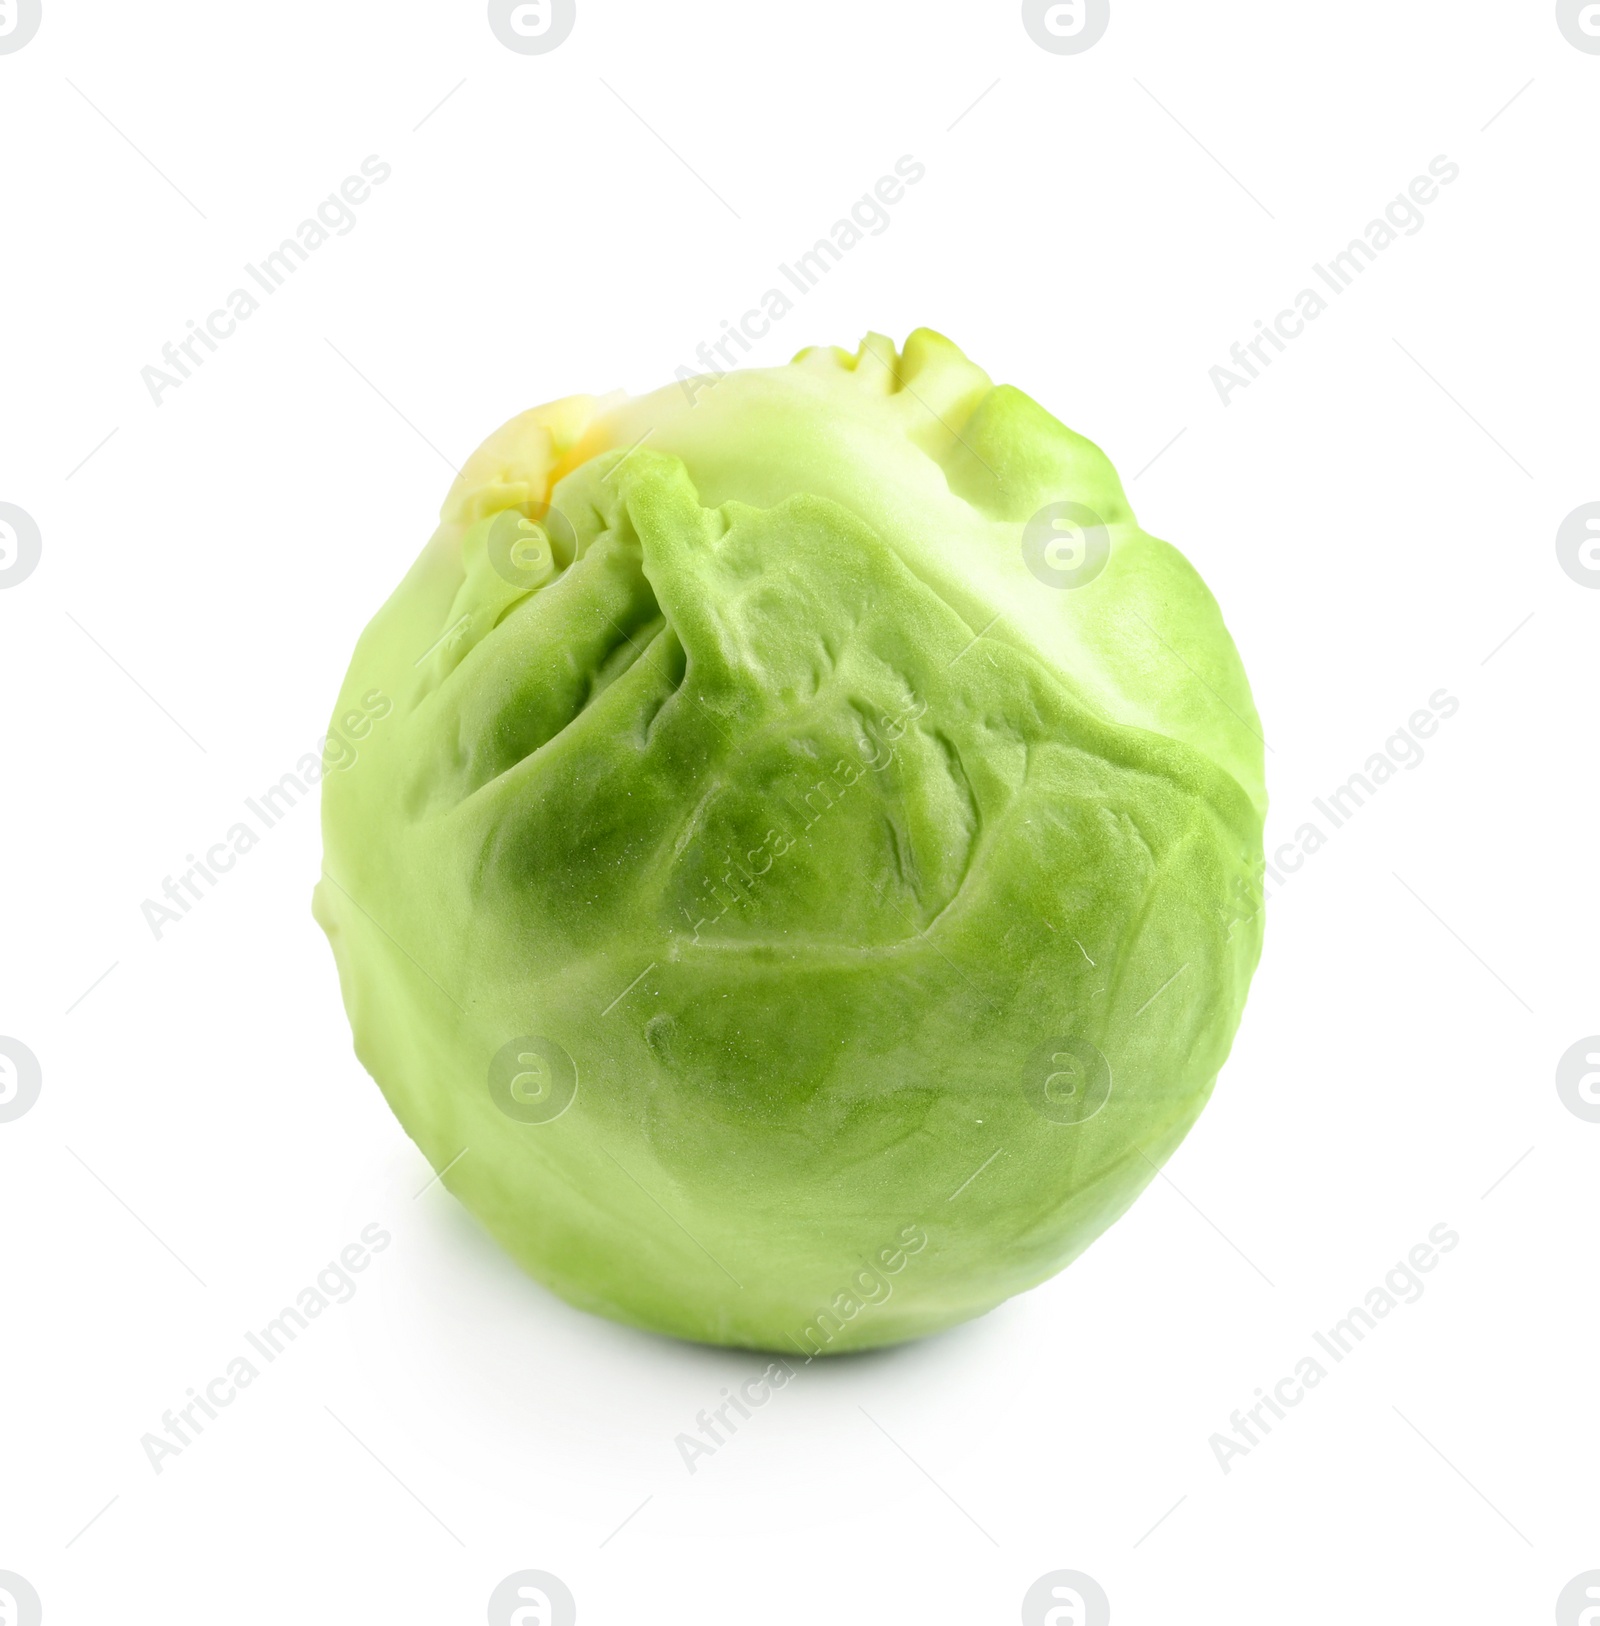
{"left": 315, "top": 329, "right": 1265, "bottom": 1354}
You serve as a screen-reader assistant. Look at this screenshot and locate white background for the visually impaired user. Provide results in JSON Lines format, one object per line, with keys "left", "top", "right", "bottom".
{"left": 2, "top": 2, "right": 1597, "bottom": 1622}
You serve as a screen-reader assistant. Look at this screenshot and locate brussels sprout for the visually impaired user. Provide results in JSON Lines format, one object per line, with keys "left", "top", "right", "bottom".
{"left": 315, "top": 330, "right": 1265, "bottom": 1353}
